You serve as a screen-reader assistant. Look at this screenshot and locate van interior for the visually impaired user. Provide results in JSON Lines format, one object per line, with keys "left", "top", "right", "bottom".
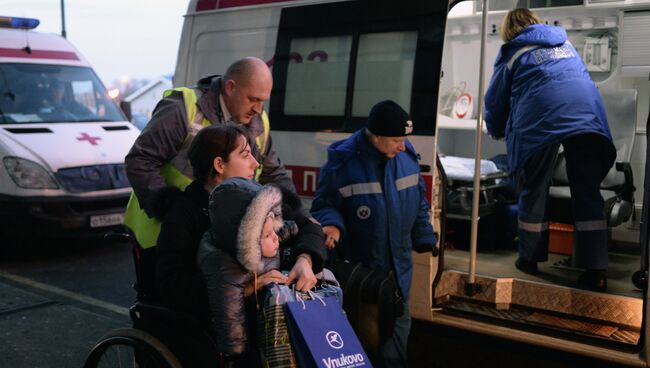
{"left": 431, "top": 0, "right": 650, "bottom": 349}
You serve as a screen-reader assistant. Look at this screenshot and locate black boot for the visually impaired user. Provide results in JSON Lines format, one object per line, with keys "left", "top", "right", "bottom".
{"left": 515, "top": 258, "right": 538, "bottom": 275}
{"left": 577, "top": 269, "right": 607, "bottom": 292}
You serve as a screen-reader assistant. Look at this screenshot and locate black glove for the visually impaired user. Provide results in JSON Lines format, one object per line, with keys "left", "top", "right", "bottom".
{"left": 413, "top": 243, "right": 434, "bottom": 254}
{"left": 276, "top": 220, "right": 299, "bottom": 242}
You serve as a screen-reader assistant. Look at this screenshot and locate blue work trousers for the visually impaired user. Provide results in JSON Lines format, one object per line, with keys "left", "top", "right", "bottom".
{"left": 518, "top": 134, "right": 610, "bottom": 270}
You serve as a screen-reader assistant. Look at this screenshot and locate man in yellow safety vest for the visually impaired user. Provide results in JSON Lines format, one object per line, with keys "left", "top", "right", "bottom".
{"left": 124, "top": 57, "right": 295, "bottom": 250}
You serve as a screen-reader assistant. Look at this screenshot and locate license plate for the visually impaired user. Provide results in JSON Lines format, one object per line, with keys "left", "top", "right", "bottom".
{"left": 90, "top": 213, "right": 124, "bottom": 228}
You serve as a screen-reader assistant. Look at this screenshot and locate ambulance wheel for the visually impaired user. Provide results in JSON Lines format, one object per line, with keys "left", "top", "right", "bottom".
{"left": 83, "top": 328, "right": 182, "bottom": 368}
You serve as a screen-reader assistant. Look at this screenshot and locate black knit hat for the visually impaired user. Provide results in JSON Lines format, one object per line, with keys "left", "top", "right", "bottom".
{"left": 367, "top": 100, "right": 413, "bottom": 137}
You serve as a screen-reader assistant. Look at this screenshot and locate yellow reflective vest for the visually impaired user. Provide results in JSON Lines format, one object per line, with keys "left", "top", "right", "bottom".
{"left": 123, "top": 87, "right": 270, "bottom": 248}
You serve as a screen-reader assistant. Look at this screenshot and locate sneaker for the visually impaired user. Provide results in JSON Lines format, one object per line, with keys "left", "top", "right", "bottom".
{"left": 515, "top": 258, "right": 538, "bottom": 275}
{"left": 577, "top": 269, "right": 607, "bottom": 292}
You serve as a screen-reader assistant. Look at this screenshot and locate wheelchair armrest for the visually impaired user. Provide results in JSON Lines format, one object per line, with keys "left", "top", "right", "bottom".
{"left": 615, "top": 161, "right": 635, "bottom": 202}
{"left": 130, "top": 302, "right": 203, "bottom": 333}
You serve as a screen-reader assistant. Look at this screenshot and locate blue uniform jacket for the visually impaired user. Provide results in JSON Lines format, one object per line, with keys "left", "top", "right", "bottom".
{"left": 311, "top": 129, "right": 437, "bottom": 299}
{"left": 484, "top": 24, "right": 615, "bottom": 177}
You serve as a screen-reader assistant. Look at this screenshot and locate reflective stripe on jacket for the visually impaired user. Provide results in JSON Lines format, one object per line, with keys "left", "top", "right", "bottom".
{"left": 255, "top": 113, "right": 270, "bottom": 181}
{"left": 311, "top": 129, "right": 437, "bottom": 299}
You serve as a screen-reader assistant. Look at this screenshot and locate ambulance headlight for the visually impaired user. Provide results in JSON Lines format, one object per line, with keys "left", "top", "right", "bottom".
{"left": 3, "top": 157, "right": 59, "bottom": 189}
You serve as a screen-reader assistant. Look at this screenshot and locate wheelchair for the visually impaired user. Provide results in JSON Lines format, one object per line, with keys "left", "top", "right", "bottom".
{"left": 83, "top": 231, "right": 221, "bottom": 368}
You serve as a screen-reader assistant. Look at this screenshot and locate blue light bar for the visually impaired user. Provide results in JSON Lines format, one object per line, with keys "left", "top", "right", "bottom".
{"left": 0, "top": 16, "right": 40, "bottom": 30}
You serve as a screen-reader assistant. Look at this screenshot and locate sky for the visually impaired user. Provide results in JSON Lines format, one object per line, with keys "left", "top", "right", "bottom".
{"left": 3, "top": 0, "right": 188, "bottom": 87}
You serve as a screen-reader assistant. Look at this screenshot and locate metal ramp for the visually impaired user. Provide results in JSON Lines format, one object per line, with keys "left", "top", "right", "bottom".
{"left": 434, "top": 270, "right": 641, "bottom": 345}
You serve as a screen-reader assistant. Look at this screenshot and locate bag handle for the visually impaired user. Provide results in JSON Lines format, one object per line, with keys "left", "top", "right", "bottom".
{"left": 293, "top": 285, "right": 327, "bottom": 309}
{"left": 293, "top": 285, "right": 308, "bottom": 310}
{"left": 306, "top": 290, "right": 327, "bottom": 307}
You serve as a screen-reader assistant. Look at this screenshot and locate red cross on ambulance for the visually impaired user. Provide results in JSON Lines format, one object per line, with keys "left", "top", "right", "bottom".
{"left": 77, "top": 132, "right": 101, "bottom": 146}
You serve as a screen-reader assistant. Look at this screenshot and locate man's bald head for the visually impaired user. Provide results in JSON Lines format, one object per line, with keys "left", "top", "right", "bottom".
{"left": 221, "top": 57, "right": 273, "bottom": 124}
{"left": 223, "top": 57, "right": 272, "bottom": 88}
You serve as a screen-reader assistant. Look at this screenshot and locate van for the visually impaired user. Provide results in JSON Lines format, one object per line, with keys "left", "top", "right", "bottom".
{"left": 175, "top": 0, "right": 650, "bottom": 365}
{"left": 0, "top": 16, "right": 139, "bottom": 238}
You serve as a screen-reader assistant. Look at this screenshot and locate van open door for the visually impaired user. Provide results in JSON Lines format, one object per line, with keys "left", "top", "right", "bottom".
{"left": 430, "top": 1, "right": 650, "bottom": 365}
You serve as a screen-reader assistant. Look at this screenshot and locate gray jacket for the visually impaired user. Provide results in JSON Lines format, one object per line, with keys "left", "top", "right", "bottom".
{"left": 125, "top": 75, "right": 295, "bottom": 216}
{"left": 197, "top": 231, "right": 279, "bottom": 355}
{"left": 197, "top": 178, "right": 283, "bottom": 355}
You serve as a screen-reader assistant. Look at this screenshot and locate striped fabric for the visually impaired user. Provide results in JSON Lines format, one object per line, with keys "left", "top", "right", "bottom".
{"left": 257, "top": 304, "right": 298, "bottom": 368}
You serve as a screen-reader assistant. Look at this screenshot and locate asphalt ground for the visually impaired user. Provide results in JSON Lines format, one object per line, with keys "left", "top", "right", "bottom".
{"left": 0, "top": 235, "right": 626, "bottom": 368}
{"left": 0, "top": 236, "right": 131, "bottom": 368}
{"left": 0, "top": 281, "right": 128, "bottom": 368}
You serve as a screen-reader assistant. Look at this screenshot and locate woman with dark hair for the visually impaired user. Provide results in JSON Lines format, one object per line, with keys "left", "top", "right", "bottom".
{"left": 153, "top": 125, "right": 326, "bottom": 321}
{"left": 152, "top": 124, "right": 262, "bottom": 320}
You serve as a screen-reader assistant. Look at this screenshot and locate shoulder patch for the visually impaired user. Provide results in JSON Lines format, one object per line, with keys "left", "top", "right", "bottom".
{"left": 356, "top": 205, "right": 371, "bottom": 220}
{"left": 531, "top": 44, "right": 575, "bottom": 65}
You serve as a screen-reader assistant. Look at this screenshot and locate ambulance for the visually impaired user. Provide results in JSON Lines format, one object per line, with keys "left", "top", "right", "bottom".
{"left": 175, "top": 0, "right": 650, "bottom": 365}
{"left": 0, "top": 17, "right": 139, "bottom": 238}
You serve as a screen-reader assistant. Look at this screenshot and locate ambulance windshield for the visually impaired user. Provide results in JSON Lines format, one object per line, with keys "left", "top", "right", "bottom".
{"left": 0, "top": 64, "right": 124, "bottom": 124}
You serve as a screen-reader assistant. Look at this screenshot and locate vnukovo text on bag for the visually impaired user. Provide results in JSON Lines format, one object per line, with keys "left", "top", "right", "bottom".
{"left": 322, "top": 352, "right": 367, "bottom": 368}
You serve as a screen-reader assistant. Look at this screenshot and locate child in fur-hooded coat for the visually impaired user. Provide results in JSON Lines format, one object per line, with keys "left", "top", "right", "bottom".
{"left": 196, "top": 177, "right": 288, "bottom": 361}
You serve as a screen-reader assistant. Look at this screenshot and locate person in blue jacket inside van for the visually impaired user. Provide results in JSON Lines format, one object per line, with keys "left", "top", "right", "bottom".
{"left": 484, "top": 8, "right": 616, "bottom": 291}
{"left": 311, "top": 100, "right": 437, "bottom": 367}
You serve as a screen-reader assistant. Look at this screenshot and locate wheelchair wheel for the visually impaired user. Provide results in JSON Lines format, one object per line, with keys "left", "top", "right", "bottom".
{"left": 83, "top": 328, "right": 183, "bottom": 368}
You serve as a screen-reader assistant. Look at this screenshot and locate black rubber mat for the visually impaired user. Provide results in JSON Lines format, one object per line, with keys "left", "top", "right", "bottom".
{"left": 440, "top": 298, "right": 639, "bottom": 345}
{"left": 526, "top": 312, "right": 618, "bottom": 337}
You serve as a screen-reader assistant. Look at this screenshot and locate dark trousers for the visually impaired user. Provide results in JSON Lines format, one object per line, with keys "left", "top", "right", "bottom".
{"left": 373, "top": 302, "right": 411, "bottom": 368}
{"left": 518, "top": 134, "right": 610, "bottom": 270}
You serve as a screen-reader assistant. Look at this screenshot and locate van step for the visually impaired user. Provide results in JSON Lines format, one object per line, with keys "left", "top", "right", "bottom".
{"left": 439, "top": 298, "right": 639, "bottom": 345}
{"left": 434, "top": 270, "right": 641, "bottom": 345}
{"left": 526, "top": 312, "right": 618, "bottom": 338}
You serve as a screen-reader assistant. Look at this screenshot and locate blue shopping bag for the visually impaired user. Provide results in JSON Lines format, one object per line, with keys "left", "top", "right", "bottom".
{"left": 284, "top": 296, "right": 372, "bottom": 368}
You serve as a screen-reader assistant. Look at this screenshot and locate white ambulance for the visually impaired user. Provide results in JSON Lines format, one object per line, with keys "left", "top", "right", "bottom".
{"left": 0, "top": 17, "right": 139, "bottom": 238}
{"left": 175, "top": 0, "right": 650, "bottom": 365}
{"left": 174, "top": 0, "right": 441, "bottom": 201}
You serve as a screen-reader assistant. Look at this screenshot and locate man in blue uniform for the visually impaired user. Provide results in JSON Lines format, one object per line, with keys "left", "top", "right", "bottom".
{"left": 484, "top": 8, "right": 616, "bottom": 291}
{"left": 311, "top": 100, "right": 437, "bottom": 367}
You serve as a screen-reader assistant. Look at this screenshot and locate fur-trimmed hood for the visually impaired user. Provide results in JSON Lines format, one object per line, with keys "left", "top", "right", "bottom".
{"left": 208, "top": 177, "right": 283, "bottom": 273}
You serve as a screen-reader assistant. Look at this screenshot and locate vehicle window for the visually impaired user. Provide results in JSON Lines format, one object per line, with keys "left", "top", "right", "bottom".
{"left": 270, "top": 0, "right": 442, "bottom": 134}
{"left": 282, "top": 32, "right": 416, "bottom": 118}
{"left": 71, "top": 80, "right": 97, "bottom": 113}
{"left": 352, "top": 31, "right": 417, "bottom": 117}
{"left": 284, "top": 35, "right": 353, "bottom": 116}
{"left": 0, "top": 64, "right": 124, "bottom": 124}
